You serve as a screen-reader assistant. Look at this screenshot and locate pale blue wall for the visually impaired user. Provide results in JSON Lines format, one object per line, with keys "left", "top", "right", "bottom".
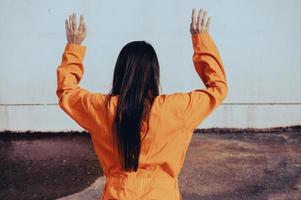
{"left": 0, "top": 0, "right": 300, "bottom": 131}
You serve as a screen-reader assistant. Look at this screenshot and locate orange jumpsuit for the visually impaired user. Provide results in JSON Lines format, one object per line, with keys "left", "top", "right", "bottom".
{"left": 56, "top": 32, "right": 228, "bottom": 200}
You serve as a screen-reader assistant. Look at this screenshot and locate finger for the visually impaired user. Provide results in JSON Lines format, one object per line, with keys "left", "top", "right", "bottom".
{"left": 202, "top": 11, "right": 207, "bottom": 27}
{"left": 69, "top": 14, "right": 73, "bottom": 32}
{"left": 206, "top": 16, "right": 211, "bottom": 30}
{"left": 191, "top": 8, "right": 196, "bottom": 23}
{"left": 72, "top": 13, "right": 77, "bottom": 32}
{"left": 197, "top": 8, "right": 205, "bottom": 29}
{"left": 83, "top": 22, "right": 87, "bottom": 36}
{"left": 79, "top": 14, "right": 84, "bottom": 33}
{"left": 65, "top": 19, "right": 70, "bottom": 35}
{"left": 191, "top": 8, "right": 197, "bottom": 31}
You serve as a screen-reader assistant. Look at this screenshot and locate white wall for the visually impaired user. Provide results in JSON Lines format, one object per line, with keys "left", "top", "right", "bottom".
{"left": 0, "top": 0, "right": 300, "bottom": 131}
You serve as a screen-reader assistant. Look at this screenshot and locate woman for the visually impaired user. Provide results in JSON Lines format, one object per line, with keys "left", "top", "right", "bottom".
{"left": 56, "top": 7, "right": 228, "bottom": 200}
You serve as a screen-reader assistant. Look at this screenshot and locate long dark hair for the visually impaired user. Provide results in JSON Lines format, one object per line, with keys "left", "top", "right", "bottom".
{"left": 104, "top": 41, "right": 161, "bottom": 172}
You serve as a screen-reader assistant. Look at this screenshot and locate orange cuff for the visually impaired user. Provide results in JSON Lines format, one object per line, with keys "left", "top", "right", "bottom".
{"left": 64, "top": 43, "right": 87, "bottom": 61}
{"left": 191, "top": 32, "right": 213, "bottom": 54}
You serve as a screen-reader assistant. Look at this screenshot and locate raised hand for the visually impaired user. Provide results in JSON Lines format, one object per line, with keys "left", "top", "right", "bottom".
{"left": 190, "top": 8, "right": 211, "bottom": 35}
{"left": 65, "top": 13, "right": 87, "bottom": 45}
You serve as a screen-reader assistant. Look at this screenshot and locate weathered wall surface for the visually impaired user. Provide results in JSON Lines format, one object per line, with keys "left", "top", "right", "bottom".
{"left": 0, "top": 0, "right": 300, "bottom": 131}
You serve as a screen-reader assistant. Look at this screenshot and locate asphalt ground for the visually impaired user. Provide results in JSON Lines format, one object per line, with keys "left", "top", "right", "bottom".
{"left": 0, "top": 126, "right": 300, "bottom": 200}
{"left": 0, "top": 132, "right": 102, "bottom": 200}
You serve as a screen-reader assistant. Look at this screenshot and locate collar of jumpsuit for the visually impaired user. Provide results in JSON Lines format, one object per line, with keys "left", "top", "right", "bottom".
{"left": 56, "top": 31, "right": 228, "bottom": 200}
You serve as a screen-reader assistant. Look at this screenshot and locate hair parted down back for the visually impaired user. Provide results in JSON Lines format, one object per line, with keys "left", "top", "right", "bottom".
{"left": 104, "top": 41, "right": 161, "bottom": 171}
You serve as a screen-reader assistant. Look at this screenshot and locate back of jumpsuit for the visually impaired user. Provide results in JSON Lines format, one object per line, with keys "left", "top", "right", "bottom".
{"left": 56, "top": 31, "right": 228, "bottom": 200}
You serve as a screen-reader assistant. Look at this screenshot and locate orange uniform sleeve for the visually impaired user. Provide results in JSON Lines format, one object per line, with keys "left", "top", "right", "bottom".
{"left": 182, "top": 32, "right": 228, "bottom": 130}
{"left": 56, "top": 43, "right": 100, "bottom": 133}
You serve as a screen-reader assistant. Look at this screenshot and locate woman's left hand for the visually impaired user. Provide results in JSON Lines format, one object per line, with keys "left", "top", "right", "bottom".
{"left": 65, "top": 13, "right": 87, "bottom": 45}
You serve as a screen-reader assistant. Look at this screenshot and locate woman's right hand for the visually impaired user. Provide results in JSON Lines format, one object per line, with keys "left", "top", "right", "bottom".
{"left": 190, "top": 8, "right": 211, "bottom": 34}
{"left": 65, "top": 13, "right": 87, "bottom": 45}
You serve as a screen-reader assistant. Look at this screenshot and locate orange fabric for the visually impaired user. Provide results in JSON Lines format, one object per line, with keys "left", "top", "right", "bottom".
{"left": 56, "top": 32, "right": 228, "bottom": 200}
